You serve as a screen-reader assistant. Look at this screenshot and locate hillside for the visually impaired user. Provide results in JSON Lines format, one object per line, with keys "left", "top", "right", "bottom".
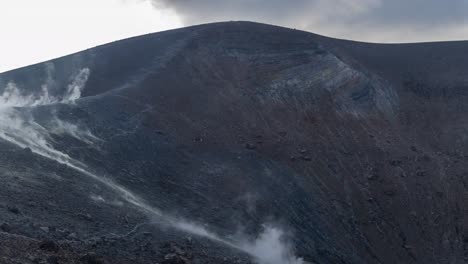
{"left": 0, "top": 21, "right": 467, "bottom": 264}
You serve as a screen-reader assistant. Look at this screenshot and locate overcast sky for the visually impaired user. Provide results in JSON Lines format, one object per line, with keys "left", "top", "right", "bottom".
{"left": 1, "top": 0, "right": 467, "bottom": 73}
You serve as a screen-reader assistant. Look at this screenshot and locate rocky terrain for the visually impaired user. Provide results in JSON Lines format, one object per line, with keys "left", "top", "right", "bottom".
{"left": 0, "top": 21, "right": 467, "bottom": 263}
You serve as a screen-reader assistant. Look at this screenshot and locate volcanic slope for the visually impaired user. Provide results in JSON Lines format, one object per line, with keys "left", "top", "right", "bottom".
{"left": 0, "top": 21, "right": 467, "bottom": 264}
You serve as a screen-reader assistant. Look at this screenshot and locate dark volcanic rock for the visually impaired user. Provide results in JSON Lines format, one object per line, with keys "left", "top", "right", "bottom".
{"left": 0, "top": 21, "right": 468, "bottom": 263}
{"left": 39, "top": 240, "right": 59, "bottom": 252}
{"left": 0, "top": 223, "right": 11, "bottom": 232}
{"left": 7, "top": 206, "right": 20, "bottom": 215}
{"left": 80, "top": 253, "right": 105, "bottom": 264}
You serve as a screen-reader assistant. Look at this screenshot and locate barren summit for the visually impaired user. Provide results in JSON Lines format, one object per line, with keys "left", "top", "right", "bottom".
{"left": 0, "top": 21, "right": 467, "bottom": 264}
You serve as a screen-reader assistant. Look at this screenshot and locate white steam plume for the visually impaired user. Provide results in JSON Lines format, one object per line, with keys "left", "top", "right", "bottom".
{"left": 0, "top": 68, "right": 90, "bottom": 108}
{"left": 0, "top": 69, "right": 304, "bottom": 264}
{"left": 240, "top": 225, "right": 304, "bottom": 264}
{"left": 50, "top": 116, "right": 102, "bottom": 145}
{"left": 65, "top": 68, "right": 90, "bottom": 101}
{"left": 174, "top": 221, "right": 304, "bottom": 264}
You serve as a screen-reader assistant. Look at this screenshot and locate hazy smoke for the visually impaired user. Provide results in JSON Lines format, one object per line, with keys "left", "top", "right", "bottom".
{"left": 0, "top": 68, "right": 90, "bottom": 108}
{"left": 50, "top": 116, "right": 101, "bottom": 145}
{"left": 174, "top": 221, "right": 304, "bottom": 264}
{"left": 65, "top": 68, "right": 90, "bottom": 101}
{"left": 240, "top": 225, "right": 304, "bottom": 264}
{"left": 0, "top": 82, "right": 46, "bottom": 108}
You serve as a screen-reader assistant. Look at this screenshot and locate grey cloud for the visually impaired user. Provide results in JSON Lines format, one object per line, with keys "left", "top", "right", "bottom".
{"left": 151, "top": 0, "right": 468, "bottom": 42}
{"left": 366, "top": 0, "right": 467, "bottom": 26}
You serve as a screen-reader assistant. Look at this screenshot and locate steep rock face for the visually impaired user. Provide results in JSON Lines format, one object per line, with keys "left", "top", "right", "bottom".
{"left": 0, "top": 22, "right": 467, "bottom": 264}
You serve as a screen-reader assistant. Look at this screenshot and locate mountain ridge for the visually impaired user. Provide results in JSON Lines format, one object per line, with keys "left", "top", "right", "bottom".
{"left": 4, "top": 20, "right": 468, "bottom": 76}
